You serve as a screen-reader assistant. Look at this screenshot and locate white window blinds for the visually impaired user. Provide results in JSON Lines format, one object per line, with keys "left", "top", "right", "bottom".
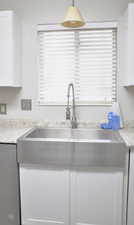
{"left": 38, "top": 26, "right": 117, "bottom": 105}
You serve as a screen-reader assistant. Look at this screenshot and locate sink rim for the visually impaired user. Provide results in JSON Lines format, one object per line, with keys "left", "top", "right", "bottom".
{"left": 18, "top": 127, "right": 124, "bottom": 144}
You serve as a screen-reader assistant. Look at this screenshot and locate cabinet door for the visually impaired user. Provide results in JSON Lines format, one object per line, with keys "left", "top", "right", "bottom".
{"left": 0, "top": 11, "right": 14, "bottom": 85}
{"left": 0, "top": 11, "right": 21, "bottom": 87}
{"left": 20, "top": 165, "right": 69, "bottom": 225}
{"left": 127, "top": 3, "right": 134, "bottom": 86}
{"left": 71, "top": 168, "right": 124, "bottom": 225}
{"left": 119, "top": 3, "right": 134, "bottom": 86}
{"left": 0, "top": 144, "right": 19, "bottom": 225}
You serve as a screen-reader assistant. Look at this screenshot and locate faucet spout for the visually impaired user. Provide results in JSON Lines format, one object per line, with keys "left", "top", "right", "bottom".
{"left": 66, "top": 83, "right": 77, "bottom": 129}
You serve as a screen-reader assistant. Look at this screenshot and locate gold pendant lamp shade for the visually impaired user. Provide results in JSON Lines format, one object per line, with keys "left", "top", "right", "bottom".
{"left": 62, "top": 0, "right": 85, "bottom": 28}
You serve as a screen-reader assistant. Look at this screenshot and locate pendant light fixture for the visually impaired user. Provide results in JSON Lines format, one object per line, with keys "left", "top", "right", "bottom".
{"left": 62, "top": 0, "right": 85, "bottom": 28}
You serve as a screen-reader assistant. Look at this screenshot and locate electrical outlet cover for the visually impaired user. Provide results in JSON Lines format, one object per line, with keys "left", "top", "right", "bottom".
{"left": 21, "top": 99, "right": 32, "bottom": 111}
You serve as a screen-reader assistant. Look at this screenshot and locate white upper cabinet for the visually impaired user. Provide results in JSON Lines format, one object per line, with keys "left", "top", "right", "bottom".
{"left": 0, "top": 11, "right": 21, "bottom": 87}
{"left": 119, "top": 3, "right": 134, "bottom": 86}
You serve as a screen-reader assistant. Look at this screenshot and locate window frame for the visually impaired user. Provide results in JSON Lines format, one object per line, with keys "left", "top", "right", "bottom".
{"left": 37, "top": 22, "right": 117, "bottom": 106}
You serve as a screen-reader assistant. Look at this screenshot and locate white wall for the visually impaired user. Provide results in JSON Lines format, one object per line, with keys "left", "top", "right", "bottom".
{"left": 0, "top": 0, "right": 133, "bottom": 122}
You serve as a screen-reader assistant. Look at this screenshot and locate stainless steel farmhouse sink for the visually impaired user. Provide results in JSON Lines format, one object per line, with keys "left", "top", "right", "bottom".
{"left": 17, "top": 128, "right": 127, "bottom": 167}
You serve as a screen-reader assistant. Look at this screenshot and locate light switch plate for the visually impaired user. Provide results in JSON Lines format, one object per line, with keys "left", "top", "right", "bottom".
{"left": 21, "top": 99, "right": 32, "bottom": 111}
{"left": 0, "top": 104, "right": 7, "bottom": 114}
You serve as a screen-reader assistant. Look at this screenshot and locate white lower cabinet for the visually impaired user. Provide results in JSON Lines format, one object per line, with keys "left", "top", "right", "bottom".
{"left": 20, "top": 166, "right": 70, "bottom": 225}
{"left": 20, "top": 166, "right": 125, "bottom": 225}
{"left": 70, "top": 169, "right": 124, "bottom": 225}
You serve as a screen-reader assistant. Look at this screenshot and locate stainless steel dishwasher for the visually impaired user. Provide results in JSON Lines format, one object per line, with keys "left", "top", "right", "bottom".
{"left": 0, "top": 144, "right": 20, "bottom": 225}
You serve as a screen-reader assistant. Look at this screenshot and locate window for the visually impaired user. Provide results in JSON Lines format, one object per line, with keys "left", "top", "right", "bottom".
{"left": 38, "top": 23, "right": 117, "bottom": 105}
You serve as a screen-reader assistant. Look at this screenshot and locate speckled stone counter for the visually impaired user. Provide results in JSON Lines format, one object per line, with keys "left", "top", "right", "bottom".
{"left": 0, "top": 128, "right": 32, "bottom": 144}
{"left": 0, "top": 119, "right": 33, "bottom": 144}
{"left": 120, "top": 129, "right": 134, "bottom": 147}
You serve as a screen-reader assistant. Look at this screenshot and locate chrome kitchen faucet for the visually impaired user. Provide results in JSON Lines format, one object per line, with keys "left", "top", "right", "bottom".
{"left": 66, "top": 83, "right": 77, "bottom": 128}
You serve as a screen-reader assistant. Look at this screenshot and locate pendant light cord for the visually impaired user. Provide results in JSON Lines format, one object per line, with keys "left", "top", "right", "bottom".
{"left": 72, "top": 0, "right": 75, "bottom": 6}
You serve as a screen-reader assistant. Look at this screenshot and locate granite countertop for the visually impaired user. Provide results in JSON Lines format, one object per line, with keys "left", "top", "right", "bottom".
{"left": 0, "top": 119, "right": 134, "bottom": 147}
{"left": 120, "top": 129, "right": 134, "bottom": 147}
{"left": 0, "top": 127, "right": 32, "bottom": 144}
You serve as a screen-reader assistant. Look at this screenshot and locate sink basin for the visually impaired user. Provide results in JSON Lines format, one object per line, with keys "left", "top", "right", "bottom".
{"left": 27, "top": 128, "right": 71, "bottom": 139}
{"left": 25, "top": 128, "right": 122, "bottom": 142}
{"left": 18, "top": 128, "right": 127, "bottom": 167}
{"left": 71, "top": 129, "right": 121, "bottom": 141}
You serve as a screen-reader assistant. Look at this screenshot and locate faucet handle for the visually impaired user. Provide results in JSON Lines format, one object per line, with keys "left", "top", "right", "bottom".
{"left": 66, "top": 107, "right": 71, "bottom": 120}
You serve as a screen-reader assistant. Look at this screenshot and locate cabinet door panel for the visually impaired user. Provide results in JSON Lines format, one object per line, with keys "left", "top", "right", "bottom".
{"left": 71, "top": 168, "right": 124, "bottom": 225}
{"left": 0, "top": 13, "right": 13, "bottom": 84}
{"left": 119, "top": 3, "right": 134, "bottom": 86}
{"left": 0, "top": 11, "right": 21, "bottom": 86}
{"left": 20, "top": 165, "right": 69, "bottom": 225}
